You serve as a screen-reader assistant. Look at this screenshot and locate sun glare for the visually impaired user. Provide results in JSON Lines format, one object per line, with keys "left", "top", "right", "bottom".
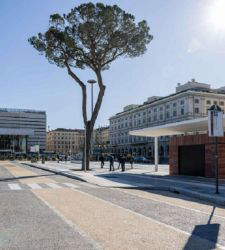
{"left": 207, "top": 0, "right": 225, "bottom": 32}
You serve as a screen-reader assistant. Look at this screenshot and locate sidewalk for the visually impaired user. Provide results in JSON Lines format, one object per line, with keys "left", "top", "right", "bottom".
{"left": 20, "top": 160, "right": 225, "bottom": 206}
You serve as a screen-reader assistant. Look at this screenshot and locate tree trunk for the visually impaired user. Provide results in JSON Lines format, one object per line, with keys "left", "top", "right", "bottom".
{"left": 82, "top": 121, "right": 92, "bottom": 170}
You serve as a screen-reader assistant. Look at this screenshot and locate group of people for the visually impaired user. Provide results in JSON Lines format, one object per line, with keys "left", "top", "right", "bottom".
{"left": 99, "top": 154, "right": 134, "bottom": 172}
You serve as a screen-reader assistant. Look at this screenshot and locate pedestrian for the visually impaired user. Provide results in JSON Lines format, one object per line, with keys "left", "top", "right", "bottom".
{"left": 121, "top": 155, "right": 126, "bottom": 172}
{"left": 117, "top": 155, "right": 122, "bottom": 169}
{"left": 65, "top": 155, "right": 68, "bottom": 163}
{"left": 57, "top": 154, "right": 60, "bottom": 163}
{"left": 109, "top": 155, "right": 114, "bottom": 171}
{"left": 130, "top": 155, "right": 134, "bottom": 169}
{"left": 99, "top": 154, "right": 105, "bottom": 168}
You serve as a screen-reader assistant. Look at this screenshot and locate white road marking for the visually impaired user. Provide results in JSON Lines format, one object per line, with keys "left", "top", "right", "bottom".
{"left": 8, "top": 183, "right": 22, "bottom": 190}
{"left": 119, "top": 189, "right": 225, "bottom": 220}
{"left": 63, "top": 183, "right": 78, "bottom": 188}
{"left": 46, "top": 183, "right": 61, "bottom": 189}
{"left": 27, "top": 183, "right": 42, "bottom": 190}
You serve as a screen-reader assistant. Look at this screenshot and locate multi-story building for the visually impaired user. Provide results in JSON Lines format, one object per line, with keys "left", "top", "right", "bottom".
{"left": 46, "top": 128, "right": 84, "bottom": 155}
{"left": 0, "top": 108, "right": 46, "bottom": 153}
{"left": 109, "top": 79, "right": 225, "bottom": 162}
{"left": 92, "top": 126, "right": 110, "bottom": 157}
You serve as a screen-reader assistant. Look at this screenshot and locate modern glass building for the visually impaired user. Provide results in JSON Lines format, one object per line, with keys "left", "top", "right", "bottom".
{"left": 0, "top": 108, "right": 46, "bottom": 154}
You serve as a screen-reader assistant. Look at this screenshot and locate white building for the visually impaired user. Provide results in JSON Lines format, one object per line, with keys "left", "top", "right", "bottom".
{"left": 0, "top": 108, "right": 46, "bottom": 153}
{"left": 109, "top": 79, "right": 225, "bottom": 163}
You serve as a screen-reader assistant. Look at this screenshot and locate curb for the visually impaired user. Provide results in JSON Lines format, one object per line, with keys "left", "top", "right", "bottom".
{"left": 116, "top": 185, "right": 225, "bottom": 206}
{"left": 170, "top": 187, "right": 225, "bottom": 206}
{"left": 19, "top": 162, "right": 225, "bottom": 206}
{"left": 21, "top": 162, "right": 86, "bottom": 183}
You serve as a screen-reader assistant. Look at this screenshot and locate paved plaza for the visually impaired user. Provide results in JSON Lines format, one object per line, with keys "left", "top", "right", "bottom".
{"left": 0, "top": 160, "right": 225, "bottom": 249}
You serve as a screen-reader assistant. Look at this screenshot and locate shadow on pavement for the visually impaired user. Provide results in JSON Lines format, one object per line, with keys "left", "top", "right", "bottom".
{"left": 0, "top": 174, "right": 56, "bottom": 182}
{"left": 184, "top": 206, "right": 220, "bottom": 250}
{"left": 97, "top": 173, "right": 225, "bottom": 208}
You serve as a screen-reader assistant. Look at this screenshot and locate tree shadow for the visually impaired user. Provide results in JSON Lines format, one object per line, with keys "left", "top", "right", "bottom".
{"left": 0, "top": 174, "right": 56, "bottom": 182}
{"left": 183, "top": 206, "right": 220, "bottom": 250}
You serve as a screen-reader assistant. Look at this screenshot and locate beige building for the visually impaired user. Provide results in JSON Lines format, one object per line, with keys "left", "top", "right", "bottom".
{"left": 46, "top": 128, "right": 84, "bottom": 155}
{"left": 109, "top": 79, "right": 225, "bottom": 162}
{"left": 93, "top": 126, "right": 110, "bottom": 156}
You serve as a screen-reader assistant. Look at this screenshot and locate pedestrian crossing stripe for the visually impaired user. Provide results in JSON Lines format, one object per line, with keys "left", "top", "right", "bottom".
{"left": 27, "top": 183, "right": 42, "bottom": 189}
{"left": 8, "top": 183, "right": 22, "bottom": 190}
{"left": 63, "top": 183, "right": 78, "bottom": 188}
{"left": 46, "top": 183, "right": 61, "bottom": 189}
{"left": 7, "top": 182, "right": 78, "bottom": 191}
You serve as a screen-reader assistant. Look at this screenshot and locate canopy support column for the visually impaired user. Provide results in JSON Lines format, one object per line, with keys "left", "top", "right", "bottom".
{"left": 154, "top": 136, "right": 158, "bottom": 172}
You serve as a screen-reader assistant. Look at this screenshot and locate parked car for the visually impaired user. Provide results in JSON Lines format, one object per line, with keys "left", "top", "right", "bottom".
{"left": 134, "top": 156, "right": 151, "bottom": 163}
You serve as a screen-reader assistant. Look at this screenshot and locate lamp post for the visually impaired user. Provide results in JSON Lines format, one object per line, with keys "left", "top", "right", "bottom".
{"left": 87, "top": 79, "right": 97, "bottom": 115}
{"left": 83, "top": 79, "right": 96, "bottom": 170}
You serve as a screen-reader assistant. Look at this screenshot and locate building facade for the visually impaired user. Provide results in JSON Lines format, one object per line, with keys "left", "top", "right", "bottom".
{"left": 92, "top": 126, "right": 110, "bottom": 157}
{"left": 109, "top": 79, "right": 225, "bottom": 162}
{"left": 0, "top": 108, "right": 46, "bottom": 153}
{"left": 46, "top": 128, "right": 84, "bottom": 155}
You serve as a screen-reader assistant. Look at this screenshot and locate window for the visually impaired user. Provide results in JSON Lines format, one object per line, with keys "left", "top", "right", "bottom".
{"left": 195, "top": 108, "right": 199, "bottom": 113}
{"left": 220, "top": 101, "right": 224, "bottom": 106}
{"left": 173, "top": 103, "right": 177, "bottom": 107}
{"left": 148, "top": 117, "right": 151, "bottom": 122}
{"left": 154, "top": 108, "right": 157, "bottom": 113}
{"left": 195, "top": 99, "right": 199, "bottom": 104}
{"left": 143, "top": 112, "right": 146, "bottom": 115}
{"left": 143, "top": 118, "right": 146, "bottom": 123}
{"left": 160, "top": 107, "right": 163, "bottom": 111}
{"left": 181, "top": 108, "right": 184, "bottom": 115}
{"left": 154, "top": 115, "right": 157, "bottom": 121}
{"left": 159, "top": 114, "right": 163, "bottom": 120}
{"left": 166, "top": 112, "right": 170, "bottom": 118}
{"left": 166, "top": 104, "right": 170, "bottom": 109}
{"left": 214, "top": 101, "right": 218, "bottom": 105}
{"left": 180, "top": 100, "right": 184, "bottom": 105}
{"left": 173, "top": 110, "right": 177, "bottom": 117}
{"left": 206, "top": 100, "right": 211, "bottom": 105}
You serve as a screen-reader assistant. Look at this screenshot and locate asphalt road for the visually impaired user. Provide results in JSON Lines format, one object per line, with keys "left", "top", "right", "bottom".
{"left": 0, "top": 161, "right": 225, "bottom": 250}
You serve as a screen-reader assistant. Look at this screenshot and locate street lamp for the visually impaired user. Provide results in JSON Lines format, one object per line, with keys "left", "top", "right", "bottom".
{"left": 84, "top": 79, "right": 96, "bottom": 171}
{"left": 87, "top": 79, "right": 97, "bottom": 115}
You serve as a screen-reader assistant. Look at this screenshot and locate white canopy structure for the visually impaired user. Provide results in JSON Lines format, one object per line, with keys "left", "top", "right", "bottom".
{"left": 129, "top": 115, "right": 225, "bottom": 171}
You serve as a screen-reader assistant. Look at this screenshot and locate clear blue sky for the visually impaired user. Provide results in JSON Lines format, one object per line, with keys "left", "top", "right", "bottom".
{"left": 1, "top": 0, "right": 225, "bottom": 129}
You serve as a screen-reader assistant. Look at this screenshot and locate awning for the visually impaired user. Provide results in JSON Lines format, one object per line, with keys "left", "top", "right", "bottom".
{"left": 129, "top": 115, "right": 225, "bottom": 137}
{"left": 0, "top": 128, "right": 34, "bottom": 136}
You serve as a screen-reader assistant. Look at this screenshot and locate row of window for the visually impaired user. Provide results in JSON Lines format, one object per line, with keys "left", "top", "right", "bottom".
{"left": 206, "top": 100, "right": 224, "bottom": 106}
{"left": 111, "top": 98, "right": 225, "bottom": 126}
{"left": 110, "top": 109, "right": 187, "bottom": 131}
{"left": 111, "top": 100, "right": 187, "bottom": 124}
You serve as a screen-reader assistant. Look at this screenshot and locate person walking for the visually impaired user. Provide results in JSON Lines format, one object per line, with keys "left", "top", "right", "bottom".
{"left": 99, "top": 154, "right": 105, "bottom": 168}
{"left": 130, "top": 155, "right": 134, "bottom": 169}
{"left": 117, "top": 155, "right": 122, "bottom": 169}
{"left": 121, "top": 155, "right": 126, "bottom": 172}
{"left": 109, "top": 154, "right": 115, "bottom": 171}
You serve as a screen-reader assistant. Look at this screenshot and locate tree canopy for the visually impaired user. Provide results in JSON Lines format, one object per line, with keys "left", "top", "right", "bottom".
{"left": 29, "top": 2, "right": 153, "bottom": 73}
